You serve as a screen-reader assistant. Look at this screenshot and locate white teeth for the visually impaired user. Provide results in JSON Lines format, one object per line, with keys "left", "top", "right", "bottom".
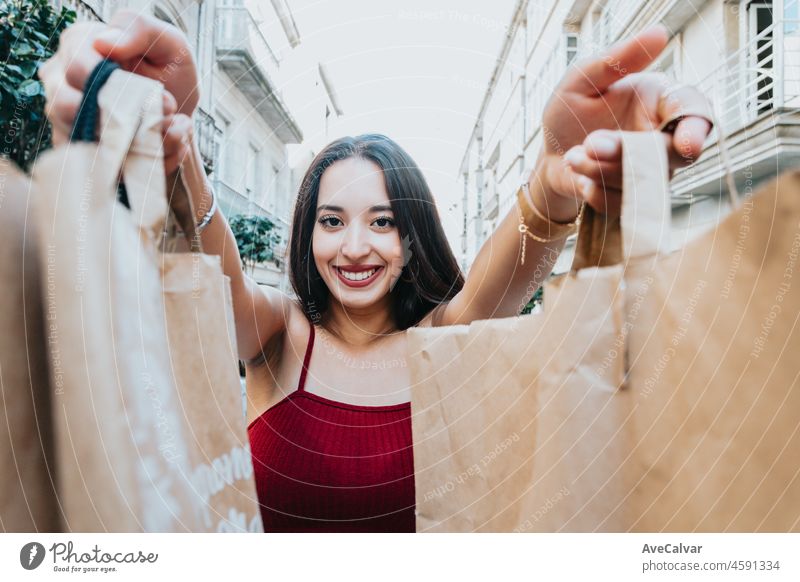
{"left": 339, "top": 267, "right": 378, "bottom": 281}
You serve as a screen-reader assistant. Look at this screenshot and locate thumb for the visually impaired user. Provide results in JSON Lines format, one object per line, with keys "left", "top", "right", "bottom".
{"left": 93, "top": 27, "right": 147, "bottom": 61}
{"left": 92, "top": 12, "right": 176, "bottom": 64}
{"left": 563, "top": 25, "right": 669, "bottom": 95}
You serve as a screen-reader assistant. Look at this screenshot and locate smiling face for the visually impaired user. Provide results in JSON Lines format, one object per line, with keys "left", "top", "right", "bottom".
{"left": 313, "top": 157, "right": 405, "bottom": 311}
{"left": 290, "top": 134, "right": 465, "bottom": 330}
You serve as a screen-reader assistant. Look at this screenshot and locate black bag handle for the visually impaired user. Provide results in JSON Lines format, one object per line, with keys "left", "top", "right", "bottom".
{"left": 69, "top": 59, "right": 130, "bottom": 209}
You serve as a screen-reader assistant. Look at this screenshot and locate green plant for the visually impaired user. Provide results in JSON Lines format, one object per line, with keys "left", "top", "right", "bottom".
{"left": 229, "top": 214, "right": 282, "bottom": 274}
{"left": 1, "top": 0, "right": 75, "bottom": 171}
{"left": 520, "top": 286, "right": 543, "bottom": 315}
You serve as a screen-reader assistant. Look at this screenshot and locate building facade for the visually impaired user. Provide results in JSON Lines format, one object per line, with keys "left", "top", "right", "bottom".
{"left": 54, "top": 0, "right": 343, "bottom": 291}
{"left": 460, "top": 0, "right": 800, "bottom": 273}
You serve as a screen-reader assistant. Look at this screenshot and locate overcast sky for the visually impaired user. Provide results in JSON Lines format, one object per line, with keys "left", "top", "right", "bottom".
{"left": 265, "top": 0, "right": 518, "bottom": 248}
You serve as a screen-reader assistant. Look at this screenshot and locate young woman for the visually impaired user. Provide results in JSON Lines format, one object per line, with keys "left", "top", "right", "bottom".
{"left": 41, "top": 10, "right": 712, "bottom": 532}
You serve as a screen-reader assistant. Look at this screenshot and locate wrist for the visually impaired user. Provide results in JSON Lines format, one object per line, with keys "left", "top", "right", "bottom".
{"left": 529, "top": 153, "right": 582, "bottom": 223}
{"left": 167, "top": 134, "right": 214, "bottom": 227}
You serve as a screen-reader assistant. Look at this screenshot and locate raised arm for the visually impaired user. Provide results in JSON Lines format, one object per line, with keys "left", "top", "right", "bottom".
{"left": 438, "top": 25, "right": 712, "bottom": 326}
{"left": 40, "top": 9, "right": 290, "bottom": 360}
{"left": 177, "top": 137, "right": 292, "bottom": 361}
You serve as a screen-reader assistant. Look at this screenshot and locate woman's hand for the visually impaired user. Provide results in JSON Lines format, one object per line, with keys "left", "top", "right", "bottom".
{"left": 533, "top": 25, "right": 713, "bottom": 219}
{"left": 38, "top": 9, "right": 199, "bottom": 175}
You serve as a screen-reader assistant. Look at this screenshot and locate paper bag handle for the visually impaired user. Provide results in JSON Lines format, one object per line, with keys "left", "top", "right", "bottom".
{"left": 70, "top": 60, "right": 167, "bottom": 235}
{"left": 570, "top": 131, "right": 672, "bottom": 271}
{"left": 70, "top": 60, "right": 132, "bottom": 209}
{"left": 570, "top": 105, "right": 739, "bottom": 272}
{"left": 70, "top": 60, "right": 199, "bottom": 246}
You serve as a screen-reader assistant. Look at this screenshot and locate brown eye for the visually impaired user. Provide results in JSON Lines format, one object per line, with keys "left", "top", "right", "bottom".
{"left": 319, "top": 215, "right": 343, "bottom": 228}
{"left": 373, "top": 216, "right": 395, "bottom": 229}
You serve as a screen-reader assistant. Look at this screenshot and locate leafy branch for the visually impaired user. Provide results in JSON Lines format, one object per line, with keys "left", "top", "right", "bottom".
{"left": 229, "top": 214, "right": 282, "bottom": 275}
{"left": 1, "top": 0, "right": 75, "bottom": 171}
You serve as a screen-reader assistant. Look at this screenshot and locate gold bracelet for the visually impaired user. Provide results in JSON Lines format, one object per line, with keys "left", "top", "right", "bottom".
{"left": 516, "top": 182, "right": 584, "bottom": 265}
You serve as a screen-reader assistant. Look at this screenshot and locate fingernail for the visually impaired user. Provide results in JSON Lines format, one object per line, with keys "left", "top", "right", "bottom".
{"left": 564, "top": 148, "right": 584, "bottom": 167}
{"left": 589, "top": 137, "right": 616, "bottom": 158}
{"left": 577, "top": 176, "right": 593, "bottom": 198}
{"left": 95, "top": 29, "right": 124, "bottom": 47}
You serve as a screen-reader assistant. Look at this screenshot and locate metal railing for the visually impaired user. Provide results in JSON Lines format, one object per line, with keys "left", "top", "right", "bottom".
{"left": 700, "top": 19, "right": 800, "bottom": 139}
{"left": 194, "top": 108, "right": 221, "bottom": 174}
{"left": 213, "top": 179, "right": 289, "bottom": 234}
{"left": 215, "top": 179, "right": 289, "bottom": 275}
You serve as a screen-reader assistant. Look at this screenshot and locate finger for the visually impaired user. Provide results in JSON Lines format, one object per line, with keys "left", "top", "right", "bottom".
{"left": 164, "top": 147, "right": 188, "bottom": 176}
{"left": 161, "top": 114, "right": 179, "bottom": 151}
{"left": 582, "top": 183, "right": 623, "bottom": 218}
{"left": 44, "top": 85, "right": 83, "bottom": 145}
{"left": 161, "top": 115, "right": 193, "bottom": 177}
{"left": 582, "top": 128, "right": 687, "bottom": 172}
{"left": 162, "top": 113, "right": 192, "bottom": 152}
{"left": 669, "top": 116, "right": 712, "bottom": 166}
{"left": 163, "top": 90, "right": 178, "bottom": 119}
{"left": 46, "top": 23, "right": 105, "bottom": 91}
{"left": 62, "top": 49, "right": 104, "bottom": 93}
{"left": 93, "top": 10, "right": 184, "bottom": 65}
{"left": 564, "top": 25, "right": 669, "bottom": 95}
{"left": 583, "top": 130, "right": 621, "bottom": 161}
{"left": 542, "top": 156, "right": 588, "bottom": 203}
{"left": 657, "top": 82, "right": 713, "bottom": 122}
{"left": 563, "top": 146, "right": 623, "bottom": 189}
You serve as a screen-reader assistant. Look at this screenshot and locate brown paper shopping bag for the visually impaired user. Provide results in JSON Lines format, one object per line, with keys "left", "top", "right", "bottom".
{"left": 0, "top": 161, "right": 60, "bottom": 532}
{"left": 566, "top": 134, "right": 800, "bottom": 532}
{"left": 409, "top": 130, "right": 800, "bottom": 532}
{"left": 407, "top": 131, "right": 671, "bottom": 532}
{"left": 161, "top": 152, "right": 263, "bottom": 533}
{"left": 30, "top": 66, "right": 261, "bottom": 531}
{"left": 622, "top": 172, "right": 800, "bottom": 532}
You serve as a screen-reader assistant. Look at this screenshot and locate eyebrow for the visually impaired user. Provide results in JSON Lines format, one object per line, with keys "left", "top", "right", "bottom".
{"left": 317, "top": 204, "right": 394, "bottom": 214}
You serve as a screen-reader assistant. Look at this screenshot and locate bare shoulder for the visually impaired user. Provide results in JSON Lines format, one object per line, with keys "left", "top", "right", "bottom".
{"left": 243, "top": 293, "right": 311, "bottom": 422}
{"left": 243, "top": 287, "right": 309, "bottom": 366}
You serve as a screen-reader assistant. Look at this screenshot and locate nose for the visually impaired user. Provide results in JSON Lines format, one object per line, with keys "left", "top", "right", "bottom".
{"left": 340, "top": 221, "right": 371, "bottom": 262}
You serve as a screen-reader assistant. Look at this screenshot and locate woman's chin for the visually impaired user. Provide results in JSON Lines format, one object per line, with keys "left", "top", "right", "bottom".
{"left": 327, "top": 281, "right": 390, "bottom": 310}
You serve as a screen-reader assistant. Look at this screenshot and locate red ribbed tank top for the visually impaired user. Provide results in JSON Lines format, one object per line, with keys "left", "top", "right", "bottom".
{"left": 248, "top": 323, "right": 416, "bottom": 532}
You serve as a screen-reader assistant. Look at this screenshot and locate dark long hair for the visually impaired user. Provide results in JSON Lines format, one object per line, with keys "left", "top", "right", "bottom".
{"left": 289, "top": 134, "right": 464, "bottom": 330}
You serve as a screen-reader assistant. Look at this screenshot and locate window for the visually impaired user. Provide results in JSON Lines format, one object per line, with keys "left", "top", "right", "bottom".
{"left": 747, "top": 0, "right": 774, "bottom": 114}
{"left": 787, "top": 0, "right": 800, "bottom": 34}
{"left": 565, "top": 33, "right": 579, "bottom": 67}
{"left": 652, "top": 45, "right": 678, "bottom": 80}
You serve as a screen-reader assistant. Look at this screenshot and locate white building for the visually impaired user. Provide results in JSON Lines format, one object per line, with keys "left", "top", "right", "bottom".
{"left": 460, "top": 0, "right": 800, "bottom": 273}
{"left": 54, "top": 0, "right": 343, "bottom": 292}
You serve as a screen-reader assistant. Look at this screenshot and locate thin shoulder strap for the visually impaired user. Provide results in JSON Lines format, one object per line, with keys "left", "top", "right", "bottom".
{"left": 297, "top": 323, "right": 315, "bottom": 392}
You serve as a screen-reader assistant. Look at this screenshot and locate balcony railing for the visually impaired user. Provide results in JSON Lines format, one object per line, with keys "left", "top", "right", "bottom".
{"left": 701, "top": 19, "right": 800, "bottom": 139}
{"left": 215, "top": 179, "right": 290, "bottom": 262}
{"left": 213, "top": 179, "right": 288, "bottom": 228}
{"left": 195, "top": 108, "right": 221, "bottom": 174}
{"left": 482, "top": 189, "right": 499, "bottom": 221}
